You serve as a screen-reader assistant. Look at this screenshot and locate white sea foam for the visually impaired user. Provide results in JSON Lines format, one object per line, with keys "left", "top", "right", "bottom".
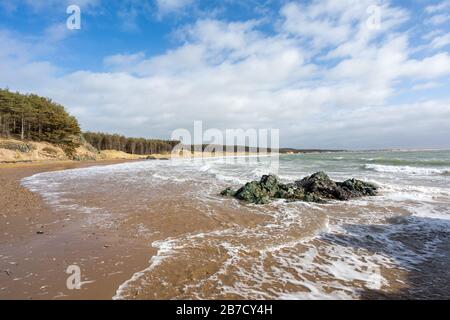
{"left": 364, "top": 164, "right": 450, "bottom": 176}
{"left": 213, "top": 173, "right": 246, "bottom": 184}
{"left": 113, "top": 196, "right": 442, "bottom": 300}
{"left": 113, "top": 238, "right": 179, "bottom": 300}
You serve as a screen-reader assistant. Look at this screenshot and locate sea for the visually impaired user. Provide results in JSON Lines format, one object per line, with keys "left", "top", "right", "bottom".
{"left": 22, "top": 150, "right": 450, "bottom": 299}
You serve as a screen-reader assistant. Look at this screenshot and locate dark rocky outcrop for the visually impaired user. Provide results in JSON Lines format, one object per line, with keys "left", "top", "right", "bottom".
{"left": 233, "top": 175, "right": 281, "bottom": 204}
{"left": 221, "top": 172, "right": 378, "bottom": 204}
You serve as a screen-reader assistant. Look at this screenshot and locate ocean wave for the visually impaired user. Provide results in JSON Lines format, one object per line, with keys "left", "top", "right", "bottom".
{"left": 362, "top": 158, "right": 450, "bottom": 167}
{"left": 364, "top": 164, "right": 450, "bottom": 176}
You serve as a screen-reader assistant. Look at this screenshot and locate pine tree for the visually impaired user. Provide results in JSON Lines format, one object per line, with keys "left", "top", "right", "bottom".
{"left": 0, "top": 88, "right": 81, "bottom": 146}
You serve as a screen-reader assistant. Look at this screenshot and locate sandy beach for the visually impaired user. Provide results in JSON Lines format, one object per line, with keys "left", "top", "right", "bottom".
{"left": 2, "top": 152, "right": 450, "bottom": 300}
{"left": 0, "top": 158, "right": 267, "bottom": 300}
{"left": 0, "top": 160, "right": 158, "bottom": 300}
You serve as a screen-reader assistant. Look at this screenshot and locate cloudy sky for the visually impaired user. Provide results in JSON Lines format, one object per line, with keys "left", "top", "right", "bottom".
{"left": 1, "top": 0, "right": 450, "bottom": 149}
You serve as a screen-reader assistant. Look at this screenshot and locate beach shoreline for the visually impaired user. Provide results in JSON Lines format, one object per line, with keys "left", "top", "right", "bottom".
{"left": 2, "top": 152, "right": 450, "bottom": 300}
{"left": 0, "top": 155, "right": 269, "bottom": 300}
{"left": 0, "top": 159, "right": 158, "bottom": 300}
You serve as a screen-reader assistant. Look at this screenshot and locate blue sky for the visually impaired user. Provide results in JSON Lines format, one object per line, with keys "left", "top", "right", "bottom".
{"left": 1, "top": 0, "right": 450, "bottom": 149}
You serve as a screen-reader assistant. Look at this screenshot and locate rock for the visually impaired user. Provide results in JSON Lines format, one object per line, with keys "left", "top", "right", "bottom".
{"left": 234, "top": 175, "right": 282, "bottom": 204}
{"left": 221, "top": 172, "right": 378, "bottom": 204}
{"left": 235, "top": 182, "right": 270, "bottom": 205}
{"left": 36, "top": 231, "right": 44, "bottom": 235}
{"left": 338, "top": 179, "right": 378, "bottom": 197}
{"left": 295, "top": 171, "right": 347, "bottom": 200}
{"left": 260, "top": 174, "right": 280, "bottom": 191}
{"left": 275, "top": 183, "right": 297, "bottom": 199}
{"left": 220, "top": 188, "right": 236, "bottom": 197}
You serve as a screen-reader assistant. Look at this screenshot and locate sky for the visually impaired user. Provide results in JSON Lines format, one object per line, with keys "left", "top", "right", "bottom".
{"left": 0, "top": 0, "right": 450, "bottom": 149}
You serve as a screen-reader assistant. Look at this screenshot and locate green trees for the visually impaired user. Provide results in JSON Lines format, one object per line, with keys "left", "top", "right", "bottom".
{"left": 83, "top": 132, "right": 178, "bottom": 155}
{"left": 0, "top": 89, "right": 81, "bottom": 144}
{"left": 1, "top": 88, "right": 178, "bottom": 156}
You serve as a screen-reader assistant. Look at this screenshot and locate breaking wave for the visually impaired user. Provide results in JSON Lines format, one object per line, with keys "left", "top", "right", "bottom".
{"left": 364, "top": 164, "right": 450, "bottom": 176}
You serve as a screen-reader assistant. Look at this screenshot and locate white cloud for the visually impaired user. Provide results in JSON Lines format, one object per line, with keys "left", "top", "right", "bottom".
{"left": 411, "top": 81, "right": 441, "bottom": 91}
{"left": 425, "top": 0, "right": 450, "bottom": 25}
{"left": 104, "top": 52, "right": 146, "bottom": 70}
{"left": 426, "top": 13, "right": 450, "bottom": 25}
{"left": 429, "top": 32, "right": 450, "bottom": 49}
{"left": 44, "top": 23, "right": 72, "bottom": 42}
{"left": 425, "top": 0, "right": 450, "bottom": 14}
{"left": 156, "top": 0, "right": 194, "bottom": 16}
{"left": 280, "top": 0, "right": 408, "bottom": 52}
{"left": 1, "top": 1, "right": 450, "bottom": 148}
{"left": 401, "top": 53, "right": 450, "bottom": 79}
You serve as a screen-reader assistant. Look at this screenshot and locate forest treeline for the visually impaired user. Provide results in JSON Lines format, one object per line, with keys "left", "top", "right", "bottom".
{"left": 0, "top": 89, "right": 81, "bottom": 146}
{"left": 83, "top": 132, "right": 179, "bottom": 155}
{"left": 0, "top": 89, "right": 178, "bottom": 156}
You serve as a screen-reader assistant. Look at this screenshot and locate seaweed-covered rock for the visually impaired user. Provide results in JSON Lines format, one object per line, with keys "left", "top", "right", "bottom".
{"left": 275, "top": 183, "right": 298, "bottom": 199}
{"left": 233, "top": 175, "right": 280, "bottom": 204}
{"left": 260, "top": 174, "right": 280, "bottom": 191}
{"left": 295, "top": 171, "right": 348, "bottom": 200}
{"left": 235, "top": 182, "right": 272, "bottom": 204}
{"left": 220, "top": 187, "right": 236, "bottom": 197}
{"left": 221, "top": 172, "right": 378, "bottom": 204}
{"left": 338, "top": 179, "right": 378, "bottom": 197}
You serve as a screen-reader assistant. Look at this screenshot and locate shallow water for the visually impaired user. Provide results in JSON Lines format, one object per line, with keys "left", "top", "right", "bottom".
{"left": 22, "top": 151, "right": 450, "bottom": 299}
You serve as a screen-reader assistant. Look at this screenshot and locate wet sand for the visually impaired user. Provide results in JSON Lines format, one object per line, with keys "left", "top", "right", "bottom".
{"left": 0, "top": 160, "right": 156, "bottom": 300}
